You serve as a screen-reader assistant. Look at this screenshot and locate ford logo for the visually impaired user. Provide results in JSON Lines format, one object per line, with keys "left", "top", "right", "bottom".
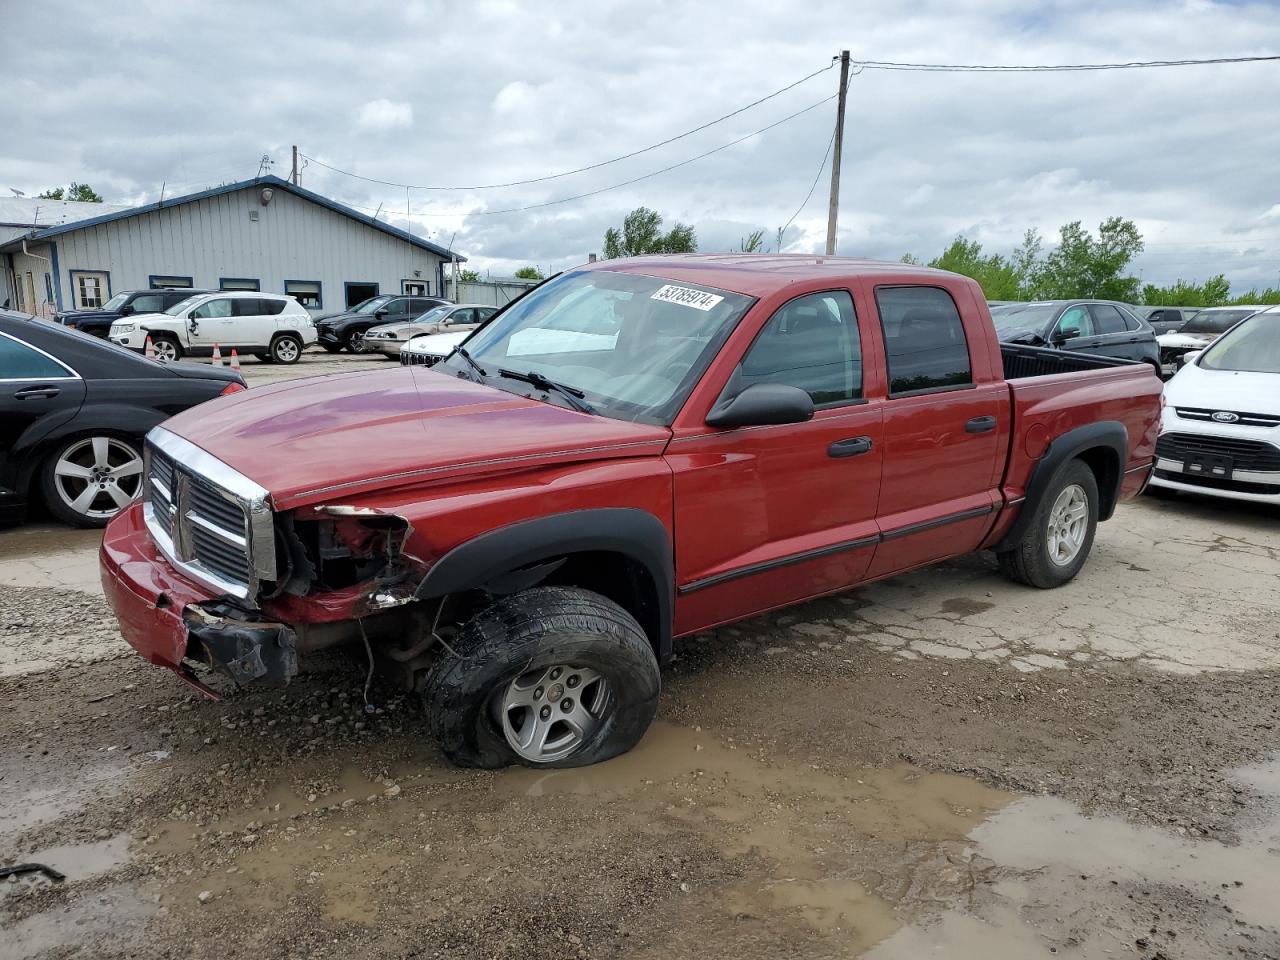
{"left": 1211, "top": 411, "right": 1240, "bottom": 423}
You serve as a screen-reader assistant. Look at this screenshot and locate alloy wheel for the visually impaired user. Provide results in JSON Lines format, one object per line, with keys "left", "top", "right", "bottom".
{"left": 499, "top": 664, "right": 611, "bottom": 763}
{"left": 1046, "top": 483, "right": 1089, "bottom": 567}
{"left": 53, "top": 437, "right": 144, "bottom": 520}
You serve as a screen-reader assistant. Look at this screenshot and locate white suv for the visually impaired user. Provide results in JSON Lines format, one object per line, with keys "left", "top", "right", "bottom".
{"left": 109, "top": 292, "right": 316, "bottom": 364}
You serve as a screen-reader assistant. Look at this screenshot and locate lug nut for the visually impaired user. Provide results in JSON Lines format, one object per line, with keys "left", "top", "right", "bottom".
{"left": 566, "top": 675, "right": 579, "bottom": 688}
{"left": 549, "top": 668, "right": 562, "bottom": 681}
{"left": 539, "top": 705, "right": 552, "bottom": 720}
{"left": 560, "top": 698, "right": 573, "bottom": 712}
{"left": 534, "top": 686, "right": 544, "bottom": 700}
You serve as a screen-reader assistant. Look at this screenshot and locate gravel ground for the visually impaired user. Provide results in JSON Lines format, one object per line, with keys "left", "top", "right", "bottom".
{"left": 1, "top": 348, "right": 1278, "bottom": 959}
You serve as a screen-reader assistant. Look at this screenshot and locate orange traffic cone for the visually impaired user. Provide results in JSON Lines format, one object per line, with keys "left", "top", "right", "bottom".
{"left": 229, "top": 348, "right": 241, "bottom": 372}
{"left": 211, "top": 343, "right": 222, "bottom": 365}
{"left": 144, "top": 336, "right": 156, "bottom": 360}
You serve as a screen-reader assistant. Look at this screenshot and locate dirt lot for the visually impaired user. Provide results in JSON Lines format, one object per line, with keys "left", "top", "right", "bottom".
{"left": 2, "top": 348, "right": 1278, "bottom": 959}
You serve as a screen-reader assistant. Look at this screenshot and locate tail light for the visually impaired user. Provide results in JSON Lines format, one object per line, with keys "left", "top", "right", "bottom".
{"left": 220, "top": 382, "right": 247, "bottom": 396}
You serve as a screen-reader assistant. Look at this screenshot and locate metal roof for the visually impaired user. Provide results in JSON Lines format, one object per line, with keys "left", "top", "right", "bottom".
{"left": 0, "top": 195, "right": 131, "bottom": 228}
{"left": 2, "top": 176, "right": 463, "bottom": 260}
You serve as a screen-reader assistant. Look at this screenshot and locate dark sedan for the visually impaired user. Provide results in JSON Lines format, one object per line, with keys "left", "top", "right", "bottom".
{"left": 56, "top": 288, "right": 212, "bottom": 338}
{"left": 0, "top": 312, "right": 245, "bottom": 527}
{"left": 313, "top": 294, "right": 448, "bottom": 353}
{"left": 989, "top": 299, "right": 1161, "bottom": 374}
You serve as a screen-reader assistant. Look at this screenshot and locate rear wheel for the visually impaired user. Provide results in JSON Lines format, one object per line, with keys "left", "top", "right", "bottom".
{"left": 269, "top": 334, "right": 303, "bottom": 365}
{"left": 421, "top": 586, "right": 661, "bottom": 769}
{"left": 998, "top": 459, "right": 1099, "bottom": 589}
{"left": 150, "top": 335, "right": 182, "bottom": 362}
{"left": 41, "top": 434, "right": 144, "bottom": 528}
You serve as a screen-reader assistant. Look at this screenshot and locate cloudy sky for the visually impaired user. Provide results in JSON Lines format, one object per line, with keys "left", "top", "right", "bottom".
{"left": 5, "top": 0, "right": 1280, "bottom": 291}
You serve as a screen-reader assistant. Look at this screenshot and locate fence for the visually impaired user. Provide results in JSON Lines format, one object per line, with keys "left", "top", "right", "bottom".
{"left": 450, "top": 278, "right": 539, "bottom": 307}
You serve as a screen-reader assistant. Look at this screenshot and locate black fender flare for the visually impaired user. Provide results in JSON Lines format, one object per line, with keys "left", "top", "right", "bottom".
{"left": 996, "top": 420, "right": 1128, "bottom": 552}
{"left": 414, "top": 508, "right": 675, "bottom": 660}
{"left": 14, "top": 403, "right": 164, "bottom": 494}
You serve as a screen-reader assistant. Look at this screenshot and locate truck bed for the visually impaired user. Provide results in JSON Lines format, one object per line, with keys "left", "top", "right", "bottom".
{"left": 1001, "top": 343, "right": 1137, "bottom": 380}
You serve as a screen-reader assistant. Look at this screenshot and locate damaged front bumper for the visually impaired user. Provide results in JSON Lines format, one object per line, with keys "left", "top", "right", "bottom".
{"left": 101, "top": 502, "right": 299, "bottom": 697}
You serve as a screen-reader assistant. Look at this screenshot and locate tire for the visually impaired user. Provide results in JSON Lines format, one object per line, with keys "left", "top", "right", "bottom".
{"left": 421, "top": 586, "right": 661, "bottom": 770}
{"left": 269, "top": 334, "right": 303, "bottom": 365}
{"left": 150, "top": 335, "right": 183, "bottom": 362}
{"left": 997, "top": 459, "right": 1099, "bottom": 589}
{"left": 347, "top": 333, "right": 368, "bottom": 354}
{"left": 320, "top": 343, "right": 343, "bottom": 354}
{"left": 40, "top": 433, "right": 145, "bottom": 528}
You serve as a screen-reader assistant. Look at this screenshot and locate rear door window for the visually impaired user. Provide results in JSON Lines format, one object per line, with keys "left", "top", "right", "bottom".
{"left": 130, "top": 294, "right": 165, "bottom": 313}
{"left": 875, "top": 287, "right": 972, "bottom": 396}
{"left": 0, "top": 334, "right": 74, "bottom": 379}
{"left": 739, "top": 290, "right": 862, "bottom": 407}
{"left": 1090, "top": 304, "right": 1128, "bottom": 335}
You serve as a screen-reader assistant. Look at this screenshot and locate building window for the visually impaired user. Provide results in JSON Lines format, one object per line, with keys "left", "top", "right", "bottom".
{"left": 402, "top": 280, "right": 428, "bottom": 295}
{"left": 71, "top": 270, "right": 110, "bottom": 309}
{"left": 220, "top": 277, "right": 261, "bottom": 292}
{"left": 148, "top": 275, "right": 194, "bottom": 290}
{"left": 285, "top": 280, "right": 322, "bottom": 309}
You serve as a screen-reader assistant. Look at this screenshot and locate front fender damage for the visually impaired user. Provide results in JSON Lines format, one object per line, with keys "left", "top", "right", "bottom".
{"left": 184, "top": 602, "right": 299, "bottom": 685}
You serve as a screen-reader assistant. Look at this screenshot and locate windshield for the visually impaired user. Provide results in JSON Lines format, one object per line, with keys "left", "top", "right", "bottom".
{"left": 412, "top": 306, "right": 452, "bottom": 324}
{"left": 352, "top": 296, "right": 393, "bottom": 314}
{"left": 440, "top": 269, "right": 753, "bottom": 423}
{"left": 102, "top": 293, "right": 129, "bottom": 311}
{"left": 1181, "top": 309, "right": 1256, "bottom": 334}
{"left": 163, "top": 295, "right": 204, "bottom": 316}
{"left": 1199, "top": 311, "right": 1280, "bottom": 374}
{"left": 989, "top": 302, "right": 1062, "bottom": 339}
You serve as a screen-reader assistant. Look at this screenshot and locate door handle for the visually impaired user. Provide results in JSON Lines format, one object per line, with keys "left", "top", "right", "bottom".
{"left": 965, "top": 416, "right": 997, "bottom": 434}
{"left": 14, "top": 386, "right": 59, "bottom": 400}
{"left": 829, "top": 436, "right": 873, "bottom": 458}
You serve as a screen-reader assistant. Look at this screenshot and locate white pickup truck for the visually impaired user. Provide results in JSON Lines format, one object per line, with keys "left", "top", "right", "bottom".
{"left": 110, "top": 291, "right": 316, "bottom": 364}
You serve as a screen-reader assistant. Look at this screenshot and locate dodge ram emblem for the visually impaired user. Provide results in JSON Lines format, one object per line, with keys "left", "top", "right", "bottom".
{"left": 1211, "top": 411, "right": 1240, "bottom": 423}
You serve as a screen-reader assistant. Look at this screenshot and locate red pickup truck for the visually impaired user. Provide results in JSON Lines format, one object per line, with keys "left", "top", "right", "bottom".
{"left": 101, "top": 256, "right": 1161, "bottom": 769}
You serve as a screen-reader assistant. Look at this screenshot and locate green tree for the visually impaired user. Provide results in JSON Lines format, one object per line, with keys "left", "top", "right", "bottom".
{"left": 459, "top": 269, "right": 481, "bottom": 283}
{"left": 603, "top": 207, "right": 697, "bottom": 258}
{"left": 38, "top": 182, "right": 104, "bottom": 202}
{"left": 738, "top": 229, "right": 766, "bottom": 253}
{"left": 927, "top": 237, "right": 1025, "bottom": 301}
{"left": 1230, "top": 286, "right": 1280, "bottom": 306}
{"left": 1141, "top": 274, "right": 1231, "bottom": 307}
{"left": 1031, "top": 217, "right": 1144, "bottom": 301}
{"left": 513, "top": 266, "right": 544, "bottom": 280}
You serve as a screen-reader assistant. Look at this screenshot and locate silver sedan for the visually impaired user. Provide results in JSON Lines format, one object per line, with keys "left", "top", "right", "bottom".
{"left": 362, "top": 303, "right": 498, "bottom": 358}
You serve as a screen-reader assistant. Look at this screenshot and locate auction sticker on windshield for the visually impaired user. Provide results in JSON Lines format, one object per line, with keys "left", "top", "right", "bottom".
{"left": 651, "top": 285, "right": 724, "bottom": 311}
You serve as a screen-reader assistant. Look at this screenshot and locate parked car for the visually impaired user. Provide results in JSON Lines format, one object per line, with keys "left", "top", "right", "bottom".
{"left": 100, "top": 257, "right": 1160, "bottom": 769}
{"left": 0, "top": 311, "right": 245, "bottom": 527}
{"left": 109, "top": 292, "right": 315, "bottom": 364}
{"left": 989, "top": 300, "right": 1161, "bottom": 374}
{"left": 399, "top": 328, "right": 471, "bottom": 367}
{"left": 365, "top": 304, "right": 498, "bottom": 358}
{"left": 1157, "top": 306, "right": 1260, "bottom": 372}
{"left": 1150, "top": 305, "right": 1280, "bottom": 504}
{"left": 313, "top": 295, "right": 448, "bottom": 353}
{"left": 1132, "top": 305, "right": 1199, "bottom": 336}
{"left": 56, "top": 289, "right": 214, "bottom": 339}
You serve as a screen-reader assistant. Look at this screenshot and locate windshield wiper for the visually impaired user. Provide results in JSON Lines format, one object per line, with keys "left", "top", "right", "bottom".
{"left": 497, "top": 368, "right": 596, "bottom": 415}
{"left": 449, "top": 346, "right": 488, "bottom": 381}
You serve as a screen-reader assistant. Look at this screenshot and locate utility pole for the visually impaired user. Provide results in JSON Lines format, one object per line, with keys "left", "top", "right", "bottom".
{"left": 825, "top": 50, "right": 850, "bottom": 256}
{"left": 290, "top": 145, "right": 299, "bottom": 186}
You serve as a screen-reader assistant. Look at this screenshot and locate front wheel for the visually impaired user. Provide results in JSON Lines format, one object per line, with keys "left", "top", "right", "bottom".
{"left": 269, "top": 334, "right": 303, "bottom": 365}
{"left": 997, "top": 459, "right": 1099, "bottom": 588}
{"left": 41, "top": 434, "right": 144, "bottom": 528}
{"left": 347, "top": 333, "right": 369, "bottom": 354}
{"left": 420, "top": 586, "right": 661, "bottom": 769}
{"left": 150, "top": 335, "right": 183, "bottom": 362}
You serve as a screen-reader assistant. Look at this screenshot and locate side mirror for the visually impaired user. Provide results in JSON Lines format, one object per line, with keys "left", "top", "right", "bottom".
{"left": 119, "top": 304, "right": 133, "bottom": 316}
{"left": 1179, "top": 350, "right": 1202, "bottom": 368}
{"left": 374, "top": 309, "right": 388, "bottom": 318}
{"left": 706, "top": 382, "right": 814, "bottom": 429}
{"left": 1054, "top": 326, "right": 1080, "bottom": 343}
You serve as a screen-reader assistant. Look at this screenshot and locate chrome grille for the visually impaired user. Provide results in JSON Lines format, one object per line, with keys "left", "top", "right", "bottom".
{"left": 1174, "top": 407, "right": 1280, "bottom": 428}
{"left": 401, "top": 351, "right": 444, "bottom": 367}
{"left": 143, "top": 429, "right": 275, "bottom": 600}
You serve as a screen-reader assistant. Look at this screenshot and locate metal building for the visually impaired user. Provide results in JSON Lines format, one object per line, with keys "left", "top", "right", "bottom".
{"left": 0, "top": 175, "right": 463, "bottom": 318}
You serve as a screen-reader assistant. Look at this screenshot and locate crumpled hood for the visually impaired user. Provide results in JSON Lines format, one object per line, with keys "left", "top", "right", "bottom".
{"left": 160, "top": 367, "right": 671, "bottom": 509}
{"left": 1158, "top": 331, "right": 1218, "bottom": 349}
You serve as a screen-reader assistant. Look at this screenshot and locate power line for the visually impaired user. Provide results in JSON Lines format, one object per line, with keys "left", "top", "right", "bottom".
{"left": 779, "top": 130, "right": 836, "bottom": 248}
{"left": 851, "top": 54, "right": 1280, "bottom": 72}
{"left": 389, "top": 93, "right": 839, "bottom": 218}
{"left": 301, "top": 61, "right": 836, "bottom": 192}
